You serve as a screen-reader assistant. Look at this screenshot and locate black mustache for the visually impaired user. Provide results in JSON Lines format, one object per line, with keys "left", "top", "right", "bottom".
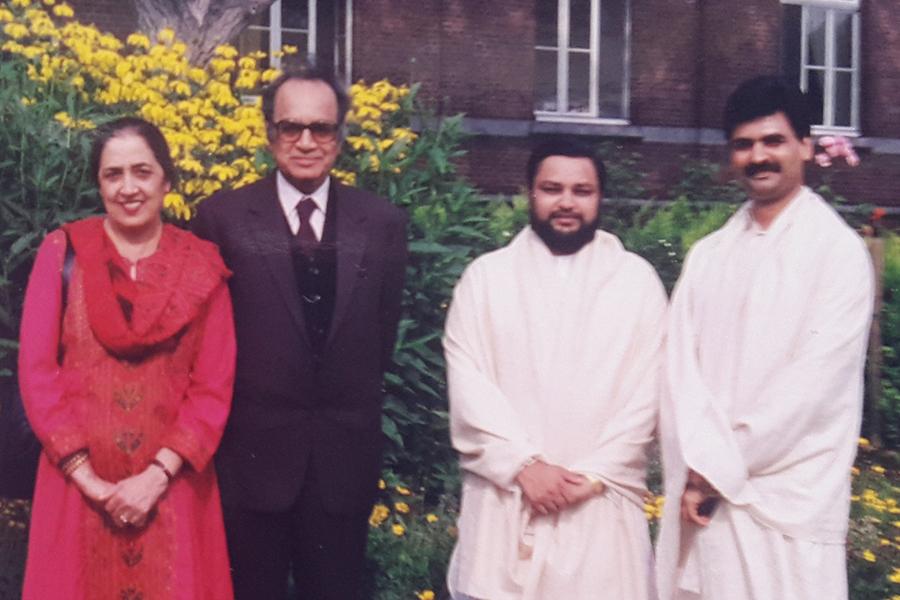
{"left": 550, "top": 211, "right": 582, "bottom": 220}
{"left": 744, "top": 163, "right": 781, "bottom": 177}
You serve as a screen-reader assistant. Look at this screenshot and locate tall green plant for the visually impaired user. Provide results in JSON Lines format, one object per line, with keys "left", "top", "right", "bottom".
{"left": 880, "top": 234, "right": 900, "bottom": 449}
{"left": 0, "top": 58, "right": 101, "bottom": 377}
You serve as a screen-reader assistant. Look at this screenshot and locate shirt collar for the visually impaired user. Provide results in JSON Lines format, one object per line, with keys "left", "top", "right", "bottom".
{"left": 742, "top": 185, "right": 810, "bottom": 235}
{"left": 276, "top": 171, "right": 331, "bottom": 215}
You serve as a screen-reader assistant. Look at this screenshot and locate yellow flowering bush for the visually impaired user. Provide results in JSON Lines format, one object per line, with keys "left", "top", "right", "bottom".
{"left": 366, "top": 474, "right": 457, "bottom": 598}
{"left": 848, "top": 438, "right": 900, "bottom": 598}
{"left": 0, "top": 0, "right": 417, "bottom": 221}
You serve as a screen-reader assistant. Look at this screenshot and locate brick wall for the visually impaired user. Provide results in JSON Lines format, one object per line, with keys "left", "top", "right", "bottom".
{"left": 354, "top": 0, "right": 534, "bottom": 119}
{"left": 460, "top": 136, "right": 900, "bottom": 208}
{"left": 629, "top": 0, "right": 701, "bottom": 127}
{"left": 61, "top": 0, "right": 899, "bottom": 207}
{"left": 68, "top": 0, "right": 136, "bottom": 39}
{"left": 863, "top": 0, "right": 900, "bottom": 137}
{"left": 696, "top": 0, "right": 782, "bottom": 129}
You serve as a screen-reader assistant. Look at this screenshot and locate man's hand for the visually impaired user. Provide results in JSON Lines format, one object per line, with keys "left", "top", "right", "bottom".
{"left": 104, "top": 466, "right": 169, "bottom": 529}
{"left": 680, "top": 469, "right": 719, "bottom": 526}
{"left": 516, "top": 460, "right": 573, "bottom": 514}
{"left": 560, "top": 475, "right": 605, "bottom": 506}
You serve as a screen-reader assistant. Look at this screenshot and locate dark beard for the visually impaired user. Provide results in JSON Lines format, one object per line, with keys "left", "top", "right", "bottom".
{"left": 529, "top": 210, "right": 600, "bottom": 255}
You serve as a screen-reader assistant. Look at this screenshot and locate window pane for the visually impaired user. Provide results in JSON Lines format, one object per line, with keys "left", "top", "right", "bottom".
{"left": 536, "top": 0, "right": 558, "bottom": 47}
{"left": 805, "top": 7, "right": 826, "bottom": 67}
{"left": 834, "top": 10, "right": 854, "bottom": 68}
{"left": 282, "top": 0, "right": 310, "bottom": 31}
{"left": 535, "top": 49, "right": 559, "bottom": 111}
{"left": 782, "top": 4, "right": 802, "bottom": 86}
{"left": 834, "top": 71, "right": 852, "bottom": 127}
{"left": 568, "top": 51, "right": 590, "bottom": 112}
{"left": 805, "top": 68, "right": 825, "bottom": 126}
{"left": 598, "top": 0, "right": 627, "bottom": 118}
{"left": 570, "top": 0, "right": 592, "bottom": 49}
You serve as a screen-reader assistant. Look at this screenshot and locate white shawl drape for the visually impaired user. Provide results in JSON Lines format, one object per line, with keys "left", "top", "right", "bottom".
{"left": 445, "top": 227, "right": 667, "bottom": 600}
{"left": 656, "top": 188, "right": 874, "bottom": 599}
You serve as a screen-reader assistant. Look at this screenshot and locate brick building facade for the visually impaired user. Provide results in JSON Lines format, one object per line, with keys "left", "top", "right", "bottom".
{"left": 69, "top": 0, "right": 900, "bottom": 207}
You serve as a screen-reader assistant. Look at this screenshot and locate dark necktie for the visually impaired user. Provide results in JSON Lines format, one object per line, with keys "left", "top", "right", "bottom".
{"left": 296, "top": 197, "right": 318, "bottom": 246}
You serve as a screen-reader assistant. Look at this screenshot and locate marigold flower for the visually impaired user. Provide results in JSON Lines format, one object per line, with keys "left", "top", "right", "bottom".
{"left": 391, "top": 523, "right": 405, "bottom": 536}
{"left": 872, "top": 465, "right": 886, "bottom": 475}
{"left": 426, "top": 513, "right": 438, "bottom": 523}
{"left": 859, "top": 437, "right": 871, "bottom": 448}
{"left": 368, "top": 503, "right": 390, "bottom": 527}
{"left": 395, "top": 485, "right": 411, "bottom": 496}
{"left": 416, "top": 591, "right": 435, "bottom": 600}
{"left": 4, "top": 22, "right": 29, "bottom": 39}
{"left": 394, "top": 502, "right": 410, "bottom": 514}
{"left": 862, "top": 549, "right": 876, "bottom": 562}
{"left": 52, "top": 3, "right": 73, "bottom": 18}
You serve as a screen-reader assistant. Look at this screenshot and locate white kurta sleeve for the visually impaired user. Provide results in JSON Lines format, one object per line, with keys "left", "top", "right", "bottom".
{"left": 444, "top": 264, "right": 542, "bottom": 491}
{"left": 667, "top": 244, "right": 759, "bottom": 505}
{"left": 734, "top": 236, "right": 874, "bottom": 474}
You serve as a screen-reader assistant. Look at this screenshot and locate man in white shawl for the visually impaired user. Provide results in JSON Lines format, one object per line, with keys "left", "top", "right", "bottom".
{"left": 657, "top": 76, "right": 874, "bottom": 600}
{"left": 444, "top": 140, "right": 667, "bottom": 600}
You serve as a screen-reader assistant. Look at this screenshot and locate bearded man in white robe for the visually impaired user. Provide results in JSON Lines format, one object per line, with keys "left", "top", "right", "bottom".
{"left": 444, "top": 140, "right": 667, "bottom": 600}
{"left": 657, "top": 76, "right": 874, "bottom": 600}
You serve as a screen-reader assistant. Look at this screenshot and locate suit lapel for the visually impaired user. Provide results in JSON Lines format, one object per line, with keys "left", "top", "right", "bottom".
{"left": 328, "top": 183, "right": 369, "bottom": 345}
{"left": 246, "top": 174, "right": 311, "bottom": 347}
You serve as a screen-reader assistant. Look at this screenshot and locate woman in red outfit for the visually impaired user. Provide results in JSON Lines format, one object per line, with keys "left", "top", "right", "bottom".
{"left": 18, "top": 117, "right": 235, "bottom": 599}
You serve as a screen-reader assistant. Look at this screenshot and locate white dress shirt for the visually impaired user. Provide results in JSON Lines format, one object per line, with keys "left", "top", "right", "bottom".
{"left": 277, "top": 171, "right": 330, "bottom": 241}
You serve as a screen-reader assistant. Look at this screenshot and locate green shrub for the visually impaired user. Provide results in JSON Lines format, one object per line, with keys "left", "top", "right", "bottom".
{"left": 0, "top": 58, "right": 101, "bottom": 376}
{"left": 365, "top": 475, "right": 457, "bottom": 599}
{"left": 881, "top": 234, "right": 900, "bottom": 449}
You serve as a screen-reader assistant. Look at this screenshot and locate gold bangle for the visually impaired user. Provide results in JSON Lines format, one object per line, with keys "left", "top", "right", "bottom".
{"left": 60, "top": 450, "right": 89, "bottom": 477}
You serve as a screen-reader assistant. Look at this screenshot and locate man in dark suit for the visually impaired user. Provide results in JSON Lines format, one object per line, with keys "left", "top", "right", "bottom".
{"left": 192, "top": 63, "right": 408, "bottom": 600}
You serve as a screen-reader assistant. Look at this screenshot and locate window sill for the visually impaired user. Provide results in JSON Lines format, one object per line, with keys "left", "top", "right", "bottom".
{"left": 811, "top": 125, "right": 860, "bottom": 137}
{"left": 534, "top": 112, "right": 630, "bottom": 127}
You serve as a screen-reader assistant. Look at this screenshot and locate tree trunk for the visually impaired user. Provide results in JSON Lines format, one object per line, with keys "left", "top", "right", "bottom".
{"left": 132, "top": 0, "right": 277, "bottom": 64}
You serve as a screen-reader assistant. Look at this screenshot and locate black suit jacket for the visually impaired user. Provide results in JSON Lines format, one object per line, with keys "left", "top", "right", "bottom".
{"left": 193, "top": 174, "right": 407, "bottom": 514}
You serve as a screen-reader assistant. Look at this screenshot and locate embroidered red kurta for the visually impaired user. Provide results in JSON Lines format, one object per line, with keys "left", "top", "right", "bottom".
{"left": 18, "top": 219, "right": 236, "bottom": 600}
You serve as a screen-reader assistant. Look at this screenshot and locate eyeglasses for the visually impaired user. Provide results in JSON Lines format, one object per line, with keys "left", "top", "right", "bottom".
{"left": 273, "top": 120, "right": 339, "bottom": 143}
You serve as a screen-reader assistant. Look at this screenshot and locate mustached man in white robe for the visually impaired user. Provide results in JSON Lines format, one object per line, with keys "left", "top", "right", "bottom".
{"left": 444, "top": 141, "right": 667, "bottom": 600}
{"left": 657, "top": 76, "right": 874, "bottom": 600}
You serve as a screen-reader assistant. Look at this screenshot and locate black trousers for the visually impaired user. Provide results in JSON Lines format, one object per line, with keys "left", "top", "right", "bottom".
{"left": 224, "top": 467, "right": 370, "bottom": 600}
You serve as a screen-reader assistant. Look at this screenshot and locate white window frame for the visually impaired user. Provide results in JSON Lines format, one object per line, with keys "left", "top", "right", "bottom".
{"left": 534, "top": 0, "right": 631, "bottom": 125}
{"left": 245, "top": 0, "right": 352, "bottom": 84}
{"left": 782, "top": 0, "right": 861, "bottom": 134}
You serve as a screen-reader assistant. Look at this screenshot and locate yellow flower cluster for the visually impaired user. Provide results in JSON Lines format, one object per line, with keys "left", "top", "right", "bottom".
{"left": 344, "top": 80, "right": 417, "bottom": 176}
{"left": 1, "top": 0, "right": 415, "bottom": 219}
{"left": 643, "top": 493, "right": 665, "bottom": 522}
{"left": 854, "top": 487, "right": 900, "bottom": 518}
{"left": 369, "top": 503, "right": 390, "bottom": 527}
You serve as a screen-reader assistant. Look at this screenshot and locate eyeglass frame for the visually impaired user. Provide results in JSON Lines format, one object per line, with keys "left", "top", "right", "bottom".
{"left": 272, "top": 119, "right": 341, "bottom": 144}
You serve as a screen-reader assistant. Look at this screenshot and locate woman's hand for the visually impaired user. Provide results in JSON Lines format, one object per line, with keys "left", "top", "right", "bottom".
{"left": 69, "top": 461, "right": 116, "bottom": 505}
{"left": 104, "top": 465, "right": 169, "bottom": 528}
